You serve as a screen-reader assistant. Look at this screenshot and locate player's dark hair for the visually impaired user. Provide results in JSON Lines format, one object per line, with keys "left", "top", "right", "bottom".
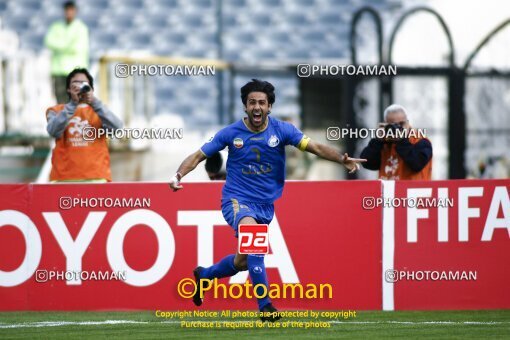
{"left": 240, "top": 79, "right": 275, "bottom": 106}
{"left": 63, "top": 1, "right": 76, "bottom": 9}
{"left": 66, "top": 68, "right": 94, "bottom": 90}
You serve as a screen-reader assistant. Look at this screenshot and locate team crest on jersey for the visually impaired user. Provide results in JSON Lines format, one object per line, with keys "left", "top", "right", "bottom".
{"left": 233, "top": 138, "right": 244, "bottom": 148}
{"left": 268, "top": 135, "right": 279, "bottom": 147}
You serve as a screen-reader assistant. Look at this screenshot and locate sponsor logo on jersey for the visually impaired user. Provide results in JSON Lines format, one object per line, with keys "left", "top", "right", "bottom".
{"left": 68, "top": 116, "right": 90, "bottom": 136}
{"left": 67, "top": 116, "right": 93, "bottom": 147}
{"left": 233, "top": 138, "right": 244, "bottom": 148}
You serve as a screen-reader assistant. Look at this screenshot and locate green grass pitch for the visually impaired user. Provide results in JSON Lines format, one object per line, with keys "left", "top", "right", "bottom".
{"left": 0, "top": 310, "right": 509, "bottom": 339}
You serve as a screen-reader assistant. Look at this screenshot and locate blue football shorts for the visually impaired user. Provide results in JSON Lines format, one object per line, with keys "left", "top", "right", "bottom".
{"left": 221, "top": 198, "right": 274, "bottom": 237}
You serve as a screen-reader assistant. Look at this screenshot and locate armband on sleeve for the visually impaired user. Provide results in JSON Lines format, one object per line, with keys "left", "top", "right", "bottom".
{"left": 296, "top": 135, "right": 311, "bottom": 151}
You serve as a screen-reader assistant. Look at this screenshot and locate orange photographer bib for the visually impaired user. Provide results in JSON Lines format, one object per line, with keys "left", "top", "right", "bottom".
{"left": 46, "top": 103, "right": 112, "bottom": 181}
{"left": 379, "top": 137, "right": 432, "bottom": 180}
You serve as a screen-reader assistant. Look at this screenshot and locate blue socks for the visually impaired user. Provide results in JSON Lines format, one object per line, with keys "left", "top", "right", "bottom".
{"left": 199, "top": 254, "right": 238, "bottom": 279}
{"left": 247, "top": 254, "right": 271, "bottom": 310}
{"left": 198, "top": 254, "right": 271, "bottom": 310}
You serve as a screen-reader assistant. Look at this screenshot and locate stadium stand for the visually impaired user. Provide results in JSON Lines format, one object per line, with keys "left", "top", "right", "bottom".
{"left": 0, "top": 0, "right": 402, "bottom": 125}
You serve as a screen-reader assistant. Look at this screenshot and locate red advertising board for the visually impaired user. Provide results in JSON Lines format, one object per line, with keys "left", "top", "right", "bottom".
{"left": 0, "top": 181, "right": 382, "bottom": 311}
{"left": 1, "top": 180, "right": 508, "bottom": 311}
{"left": 392, "top": 180, "right": 510, "bottom": 310}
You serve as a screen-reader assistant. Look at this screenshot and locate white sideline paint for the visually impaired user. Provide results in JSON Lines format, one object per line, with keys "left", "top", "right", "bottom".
{"left": 0, "top": 319, "right": 507, "bottom": 329}
{"left": 382, "top": 180, "right": 395, "bottom": 311}
{"left": 0, "top": 320, "right": 153, "bottom": 328}
{"left": 330, "top": 321, "right": 509, "bottom": 325}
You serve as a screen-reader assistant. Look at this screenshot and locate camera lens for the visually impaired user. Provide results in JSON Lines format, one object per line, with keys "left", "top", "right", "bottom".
{"left": 79, "top": 82, "right": 91, "bottom": 94}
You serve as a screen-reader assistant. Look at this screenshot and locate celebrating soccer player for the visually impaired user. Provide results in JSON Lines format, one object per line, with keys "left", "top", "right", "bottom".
{"left": 169, "top": 79, "right": 365, "bottom": 322}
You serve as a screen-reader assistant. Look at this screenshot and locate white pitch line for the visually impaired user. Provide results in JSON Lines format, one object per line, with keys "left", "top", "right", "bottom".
{"left": 0, "top": 319, "right": 508, "bottom": 329}
{"left": 0, "top": 320, "right": 154, "bottom": 329}
{"left": 330, "top": 321, "right": 510, "bottom": 325}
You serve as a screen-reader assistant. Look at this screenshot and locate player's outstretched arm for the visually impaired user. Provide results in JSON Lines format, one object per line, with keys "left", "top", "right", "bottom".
{"left": 169, "top": 150, "right": 207, "bottom": 191}
{"left": 304, "top": 140, "right": 366, "bottom": 173}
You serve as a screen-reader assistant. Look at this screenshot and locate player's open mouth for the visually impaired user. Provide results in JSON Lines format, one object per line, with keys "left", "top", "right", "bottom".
{"left": 253, "top": 112, "right": 262, "bottom": 124}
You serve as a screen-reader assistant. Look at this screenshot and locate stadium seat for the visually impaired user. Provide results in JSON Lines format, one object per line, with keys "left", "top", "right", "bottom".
{"left": 180, "top": 46, "right": 216, "bottom": 59}
{"left": 280, "top": 46, "right": 311, "bottom": 60}
{"left": 119, "top": 31, "right": 153, "bottom": 50}
{"left": 152, "top": 43, "right": 173, "bottom": 56}
{"left": 225, "top": 0, "right": 247, "bottom": 8}
{"left": 101, "top": 12, "right": 134, "bottom": 30}
{"left": 147, "top": 0, "right": 178, "bottom": 12}
{"left": 268, "top": 30, "right": 291, "bottom": 43}
{"left": 156, "top": 31, "right": 188, "bottom": 46}
{"left": 187, "top": 87, "right": 212, "bottom": 100}
{"left": 301, "top": 29, "right": 326, "bottom": 42}
{"left": 79, "top": 13, "right": 101, "bottom": 28}
{"left": 92, "top": 31, "right": 118, "bottom": 49}
{"left": 112, "top": 0, "right": 144, "bottom": 10}
{"left": 186, "top": 0, "right": 213, "bottom": 9}
{"left": 139, "top": 12, "right": 170, "bottom": 29}
{"left": 226, "top": 29, "right": 256, "bottom": 44}
{"left": 223, "top": 49, "right": 242, "bottom": 61}
{"left": 241, "top": 49, "right": 277, "bottom": 61}
{"left": 180, "top": 13, "right": 209, "bottom": 27}
{"left": 316, "top": 46, "right": 343, "bottom": 59}
{"left": 319, "top": 12, "right": 344, "bottom": 27}
{"left": 155, "top": 87, "right": 177, "bottom": 101}
{"left": 252, "top": 0, "right": 282, "bottom": 8}
{"left": 166, "top": 103, "right": 193, "bottom": 116}
{"left": 83, "top": 0, "right": 110, "bottom": 10}
{"left": 282, "top": 11, "right": 310, "bottom": 26}
{"left": 222, "top": 13, "right": 238, "bottom": 28}
{"left": 288, "top": 0, "right": 316, "bottom": 8}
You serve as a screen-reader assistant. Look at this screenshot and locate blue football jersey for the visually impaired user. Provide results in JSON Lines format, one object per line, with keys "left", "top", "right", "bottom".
{"left": 201, "top": 116, "right": 309, "bottom": 203}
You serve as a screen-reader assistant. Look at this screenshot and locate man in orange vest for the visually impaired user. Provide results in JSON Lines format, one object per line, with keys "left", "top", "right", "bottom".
{"left": 360, "top": 104, "right": 432, "bottom": 180}
{"left": 46, "top": 68, "right": 122, "bottom": 182}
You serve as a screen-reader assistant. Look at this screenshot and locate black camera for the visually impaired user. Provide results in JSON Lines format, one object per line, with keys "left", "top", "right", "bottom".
{"left": 383, "top": 123, "right": 405, "bottom": 142}
{"left": 384, "top": 123, "right": 404, "bottom": 134}
{"left": 79, "top": 82, "right": 91, "bottom": 94}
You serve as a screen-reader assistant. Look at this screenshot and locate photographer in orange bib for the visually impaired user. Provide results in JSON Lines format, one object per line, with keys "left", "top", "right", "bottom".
{"left": 46, "top": 68, "right": 122, "bottom": 182}
{"left": 360, "top": 104, "right": 433, "bottom": 180}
